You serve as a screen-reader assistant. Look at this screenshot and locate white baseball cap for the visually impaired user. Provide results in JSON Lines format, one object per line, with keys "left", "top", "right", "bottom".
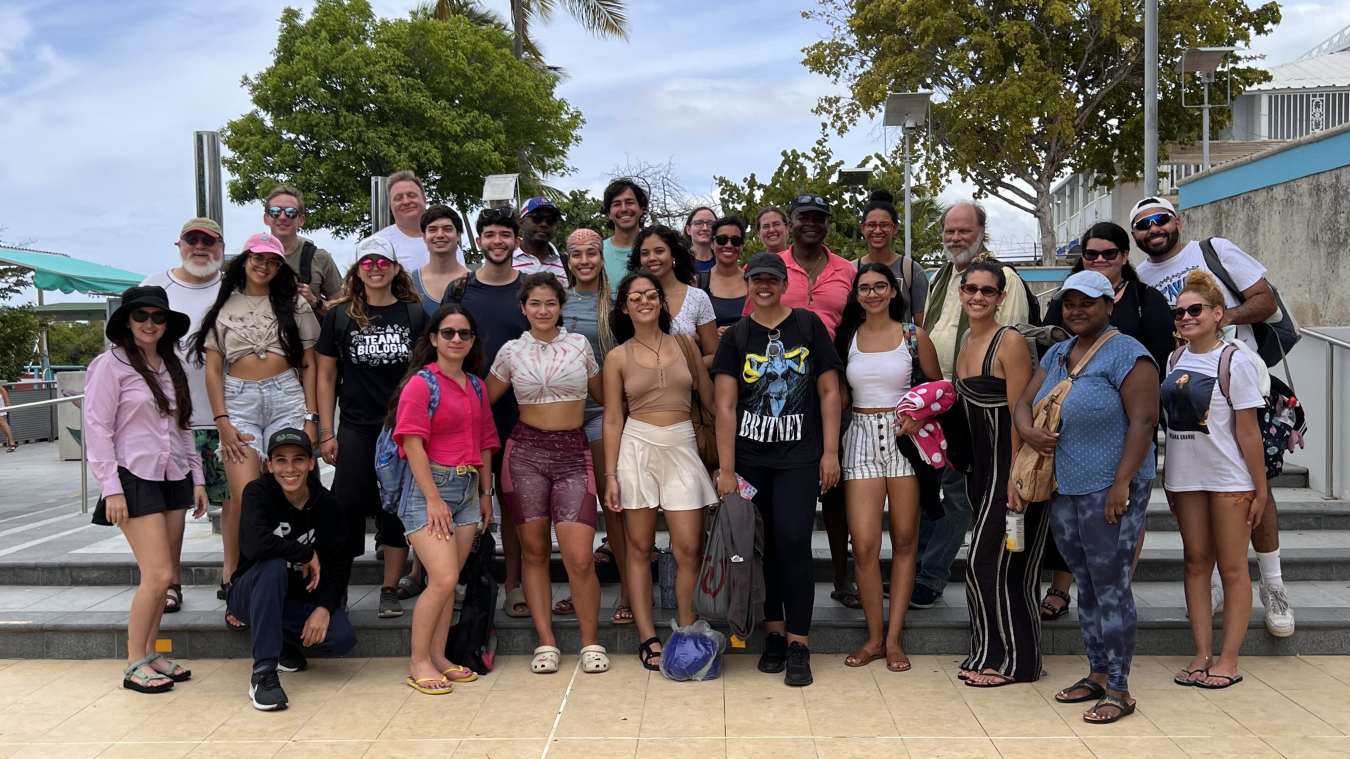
{"left": 355, "top": 235, "right": 398, "bottom": 262}
{"left": 1129, "top": 196, "right": 1177, "bottom": 222}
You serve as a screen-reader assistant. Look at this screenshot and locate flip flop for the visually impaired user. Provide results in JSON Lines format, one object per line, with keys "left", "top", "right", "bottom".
{"left": 1084, "top": 694, "right": 1136, "bottom": 724}
{"left": 502, "top": 587, "right": 530, "bottom": 618}
{"left": 1173, "top": 668, "right": 1207, "bottom": 686}
{"left": 406, "top": 677, "right": 453, "bottom": 695}
{"left": 965, "top": 672, "right": 1018, "bottom": 688}
{"left": 441, "top": 666, "right": 479, "bottom": 683}
{"left": 845, "top": 647, "right": 884, "bottom": 668}
{"left": 1056, "top": 677, "right": 1106, "bottom": 703}
{"left": 830, "top": 587, "right": 862, "bottom": 609}
{"left": 1196, "top": 673, "right": 1243, "bottom": 690}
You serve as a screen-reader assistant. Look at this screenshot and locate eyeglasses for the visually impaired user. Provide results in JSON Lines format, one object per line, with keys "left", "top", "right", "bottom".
{"left": 359, "top": 257, "right": 393, "bottom": 271}
{"left": 689, "top": 219, "right": 714, "bottom": 229}
{"left": 246, "top": 253, "right": 282, "bottom": 270}
{"left": 130, "top": 309, "right": 169, "bottom": 325}
{"left": 856, "top": 282, "right": 892, "bottom": 296}
{"left": 1171, "top": 303, "right": 1213, "bottom": 321}
{"left": 714, "top": 235, "right": 744, "bottom": 247}
{"left": 1132, "top": 212, "right": 1174, "bottom": 231}
{"left": 862, "top": 222, "right": 894, "bottom": 232}
{"left": 437, "top": 328, "right": 475, "bottom": 342}
{"left": 626, "top": 290, "right": 661, "bottom": 304}
{"left": 958, "top": 284, "right": 1001, "bottom": 298}
{"left": 266, "top": 206, "right": 301, "bottom": 219}
{"left": 181, "top": 233, "right": 219, "bottom": 247}
{"left": 1081, "top": 248, "right": 1124, "bottom": 262}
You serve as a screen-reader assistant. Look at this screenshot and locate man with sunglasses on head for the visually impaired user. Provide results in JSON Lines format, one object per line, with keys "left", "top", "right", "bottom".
{"left": 1130, "top": 196, "right": 1295, "bottom": 639}
{"left": 142, "top": 218, "right": 230, "bottom": 612}
{"left": 263, "top": 186, "right": 343, "bottom": 321}
{"left": 513, "top": 197, "right": 569, "bottom": 287}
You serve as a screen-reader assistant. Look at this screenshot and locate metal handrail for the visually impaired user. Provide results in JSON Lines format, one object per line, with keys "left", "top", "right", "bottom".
{"left": 3, "top": 394, "right": 90, "bottom": 513}
{"left": 1302, "top": 329, "right": 1346, "bottom": 500}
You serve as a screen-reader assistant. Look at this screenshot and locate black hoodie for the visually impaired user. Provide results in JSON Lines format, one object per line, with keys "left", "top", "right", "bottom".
{"left": 231, "top": 471, "right": 351, "bottom": 612}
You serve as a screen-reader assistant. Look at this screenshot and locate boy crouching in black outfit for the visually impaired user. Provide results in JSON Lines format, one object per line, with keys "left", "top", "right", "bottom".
{"left": 227, "top": 428, "right": 356, "bottom": 711}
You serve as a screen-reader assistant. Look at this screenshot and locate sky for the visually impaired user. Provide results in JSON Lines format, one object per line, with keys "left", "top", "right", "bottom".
{"left": 1, "top": 0, "right": 1347, "bottom": 304}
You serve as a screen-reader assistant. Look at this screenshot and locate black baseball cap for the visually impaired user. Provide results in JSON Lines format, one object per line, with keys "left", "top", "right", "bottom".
{"left": 266, "top": 428, "right": 313, "bottom": 457}
{"left": 743, "top": 251, "right": 788, "bottom": 280}
{"left": 789, "top": 193, "right": 830, "bottom": 216}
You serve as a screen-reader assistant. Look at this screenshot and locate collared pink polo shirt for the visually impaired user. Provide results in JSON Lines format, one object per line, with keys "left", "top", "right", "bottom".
{"left": 741, "top": 247, "right": 855, "bottom": 338}
{"left": 394, "top": 363, "right": 501, "bottom": 466}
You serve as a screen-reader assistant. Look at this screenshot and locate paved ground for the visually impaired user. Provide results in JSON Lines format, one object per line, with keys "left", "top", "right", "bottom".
{"left": 1, "top": 654, "right": 1349, "bottom": 758}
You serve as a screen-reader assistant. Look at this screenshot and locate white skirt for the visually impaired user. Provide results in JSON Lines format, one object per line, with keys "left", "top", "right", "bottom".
{"left": 616, "top": 418, "right": 718, "bottom": 511}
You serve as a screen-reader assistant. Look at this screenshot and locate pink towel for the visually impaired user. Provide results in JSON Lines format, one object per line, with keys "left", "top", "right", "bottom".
{"left": 896, "top": 381, "right": 957, "bottom": 469}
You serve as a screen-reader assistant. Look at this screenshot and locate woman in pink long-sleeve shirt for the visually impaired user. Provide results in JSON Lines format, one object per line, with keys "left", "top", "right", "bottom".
{"left": 86, "top": 285, "right": 207, "bottom": 694}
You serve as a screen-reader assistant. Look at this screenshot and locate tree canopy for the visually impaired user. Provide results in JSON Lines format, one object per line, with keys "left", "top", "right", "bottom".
{"left": 0, "top": 265, "right": 39, "bottom": 381}
{"left": 803, "top": 0, "right": 1281, "bottom": 256}
{"left": 222, "top": 0, "right": 584, "bottom": 237}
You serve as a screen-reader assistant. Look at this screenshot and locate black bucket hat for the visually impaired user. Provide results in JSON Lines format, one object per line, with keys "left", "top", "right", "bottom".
{"left": 105, "top": 285, "right": 192, "bottom": 344}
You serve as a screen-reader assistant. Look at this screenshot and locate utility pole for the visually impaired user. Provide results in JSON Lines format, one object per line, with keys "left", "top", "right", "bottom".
{"left": 1144, "top": 0, "right": 1159, "bottom": 196}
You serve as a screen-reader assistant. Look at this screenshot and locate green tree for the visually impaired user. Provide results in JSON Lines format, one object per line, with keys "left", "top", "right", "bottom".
{"left": 714, "top": 135, "right": 944, "bottom": 264}
{"left": 803, "top": 0, "right": 1281, "bottom": 258}
{"left": 46, "top": 320, "right": 105, "bottom": 367}
{"left": 551, "top": 189, "right": 608, "bottom": 248}
{"left": 221, "top": 0, "right": 584, "bottom": 238}
{"left": 0, "top": 266, "right": 39, "bottom": 381}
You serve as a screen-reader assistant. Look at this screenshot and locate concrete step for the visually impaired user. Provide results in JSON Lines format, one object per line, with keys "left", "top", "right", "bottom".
{"left": 4, "top": 581, "right": 1348, "bottom": 659}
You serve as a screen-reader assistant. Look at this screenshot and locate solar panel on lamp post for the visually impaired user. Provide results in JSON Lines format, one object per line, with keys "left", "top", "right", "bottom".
{"left": 882, "top": 92, "right": 931, "bottom": 262}
{"left": 482, "top": 174, "right": 520, "bottom": 211}
{"left": 1177, "top": 47, "right": 1236, "bottom": 171}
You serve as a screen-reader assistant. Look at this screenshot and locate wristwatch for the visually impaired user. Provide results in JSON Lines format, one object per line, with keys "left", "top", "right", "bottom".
{"left": 303, "top": 412, "right": 320, "bottom": 424}
{"left": 480, "top": 487, "right": 496, "bottom": 498}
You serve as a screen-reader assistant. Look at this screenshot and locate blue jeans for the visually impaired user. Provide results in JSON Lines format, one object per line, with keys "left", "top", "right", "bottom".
{"left": 223, "top": 371, "right": 306, "bottom": 459}
{"left": 914, "top": 466, "right": 974, "bottom": 594}
{"left": 402, "top": 463, "right": 480, "bottom": 537}
{"left": 228, "top": 558, "right": 357, "bottom": 672}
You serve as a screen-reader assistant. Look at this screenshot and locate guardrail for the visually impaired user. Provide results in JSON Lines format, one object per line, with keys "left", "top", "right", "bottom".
{"left": 1, "top": 394, "right": 89, "bottom": 513}
{"left": 1304, "top": 329, "right": 1348, "bottom": 500}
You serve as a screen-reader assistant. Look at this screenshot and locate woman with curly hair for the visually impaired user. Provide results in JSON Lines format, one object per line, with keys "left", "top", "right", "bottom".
{"left": 629, "top": 226, "right": 719, "bottom": 366}
{"left": 190, "top": 233, "right": 320, "bottom": 626}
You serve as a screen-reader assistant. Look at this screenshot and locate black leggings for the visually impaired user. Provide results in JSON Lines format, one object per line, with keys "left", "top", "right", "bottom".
{"left": 332, "top": 425, "right": 407, "bottom": 559}
{"left": 737, "top": 463, "right": 819, "bottom": 637}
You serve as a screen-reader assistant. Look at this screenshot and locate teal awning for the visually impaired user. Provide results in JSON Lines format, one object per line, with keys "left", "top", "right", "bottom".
{"left": 0, "top": 247, "right": 144, "bottom": 296}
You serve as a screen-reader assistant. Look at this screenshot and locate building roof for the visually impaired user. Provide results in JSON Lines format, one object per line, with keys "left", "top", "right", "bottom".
{"left": 1247, "top": 52, "right": 1350, "bottom": 92}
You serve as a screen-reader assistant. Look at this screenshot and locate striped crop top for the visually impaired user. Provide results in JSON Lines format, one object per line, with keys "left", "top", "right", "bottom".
{"left": 490, "top": 328, "right": 599, "bottom": 405}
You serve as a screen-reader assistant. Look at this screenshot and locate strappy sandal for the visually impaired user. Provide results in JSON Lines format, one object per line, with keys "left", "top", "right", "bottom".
{"left": 830, "top": 586, "right": 862, "bottom": 609}
{"left": 1055, "top": 677, "right": 1106, "bottom": 703}
{"left": 6, "top": 443, "right": 16, "bottom": 453}
{"left": 553, "top": 597, "right": 575, "bottom": 615}
{"left": 532, "top": 645, "right": 561, "bottom": 674}
{"left": 164, "top": 584, "right": 183, "bottom": 614}
{"left": 396, "top": 575, "right": 426, "bottom": 600}
{"left": 441, "top": 665, "right": 478, "bottom": 683}
{"left": 503, "top": 587, "right": 530, "bottom": 618}
{"left": 1084, "top": 694, "right": 1136, "bottom": 724}
{"left": 147, "top": 653, "right": 192, "bottom": 682}
{"left": 845, "top": 646, "right": 883, "bottom": 668}
{"left": 122, "top": 656, "right": 174, "bottom": 693}
{"left": 1196, "top": 673, "right": 1243, "bottom": 690}
{"left": 406, "top": 676, "right": 453, "bottom": 695}
{"left": 1040, "top": 588, "right": 1071, "bottom": 621}
{"left": 639, "top": 636, "right": 662, "bottom": 672}
{"left": 611, "top": 604, "right": 634, "bottom": 625}
{"left": 580, "top": 645, "right": 610, "bottom": 674}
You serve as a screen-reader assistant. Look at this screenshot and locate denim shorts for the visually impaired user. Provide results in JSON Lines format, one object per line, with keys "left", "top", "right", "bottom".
{"left": 223, "top": 371, "right": 307, "bottom": 459}
{"left": 582, "top": 405, "right": 604, "bottom": 443}
{"left": 402, "top": 463, "right": 480, "bottom": 537}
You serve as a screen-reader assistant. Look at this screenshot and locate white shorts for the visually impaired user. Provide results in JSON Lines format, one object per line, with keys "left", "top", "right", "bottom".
{"left": 616, "top": 418, "right": 717, "bottom": 512}
{"left": 842, "top": 411, "right": 915, "bottom": 481}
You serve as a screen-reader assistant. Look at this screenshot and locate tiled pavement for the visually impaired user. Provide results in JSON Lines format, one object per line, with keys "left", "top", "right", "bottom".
{"left": 2, "top": 654, "right": 1350, "bottom": 758}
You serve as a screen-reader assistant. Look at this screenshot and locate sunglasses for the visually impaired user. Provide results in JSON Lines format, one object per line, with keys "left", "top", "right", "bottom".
{"left": 714, "top": 235, "right": 744, "bottom": 247}
{"left": 1171, "top": 303, "right": 1213, "bottom": 321}
{"left": 959, "top": 284, "right": 1001, "bottom": 298}
{"left": 181, "top": 233, "right": 219, "bottom": 247}
{"left": 483, "top": 207, "right": 515, "bottom": 223}
{"left": 359, "top": 257, "right": 393, "bottom": 271}
{"left": 246, "top": 253, "right": 282, "bottom": 270}
{"left": 266, "top": 206, "right": 301, "bottom": 219}
{"left": 131, "top": 309, "right": 169, "bottom": 325}
{"left": 1081, "top": 248, "right": 1124, "bottom": 262}
{"left": 1132, "top": 212, "right": 1174, "bottom": 231}
{"left": 626, "top": 290, "right": 661, "bottom": 304}
{"left": 856, "top": 282, "right": 892, "bottom": 296}
{"left": 437, "top": 328, "right": 475, "bottom": 342}
{"left": 526, "top": 211, "right": 560, "bottom": 223}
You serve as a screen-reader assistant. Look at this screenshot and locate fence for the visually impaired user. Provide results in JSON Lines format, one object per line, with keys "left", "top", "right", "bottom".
{"left": 1, "top": 392, "right": 89, "bottom": 512}
{"left": 1, "top": 381, "right": 59, "bottom": 442}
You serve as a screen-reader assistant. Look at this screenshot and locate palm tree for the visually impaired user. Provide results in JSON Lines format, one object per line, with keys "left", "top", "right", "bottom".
{"left": 419, "top": 0, "right": 628, "bottom": 63}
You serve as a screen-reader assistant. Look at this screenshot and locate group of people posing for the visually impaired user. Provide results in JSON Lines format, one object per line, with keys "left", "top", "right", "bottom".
{"left": 87, "top": 172, "right": 1293, "bottom": 725}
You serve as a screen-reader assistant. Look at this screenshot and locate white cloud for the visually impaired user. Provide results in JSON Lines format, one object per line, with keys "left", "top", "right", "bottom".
{"left": 0, "top": 4, "right": 30, "bottom": 74}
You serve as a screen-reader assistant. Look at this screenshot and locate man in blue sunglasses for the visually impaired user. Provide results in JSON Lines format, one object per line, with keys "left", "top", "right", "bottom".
{"left": 263, "top": 185, "right": 343, "bottom": 321}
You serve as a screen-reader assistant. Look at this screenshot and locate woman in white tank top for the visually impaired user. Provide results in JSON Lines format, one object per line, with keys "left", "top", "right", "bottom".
{"left": 834, "top": 263, "right": 940, "bottom": 672}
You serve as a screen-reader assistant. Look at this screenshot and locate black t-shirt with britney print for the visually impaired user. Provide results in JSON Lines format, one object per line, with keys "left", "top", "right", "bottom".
{"left": 316, "top": 302, "right": 415, "bottom": 435}
{"left": 711, "top": 309, "right": 843, "bottom": 470}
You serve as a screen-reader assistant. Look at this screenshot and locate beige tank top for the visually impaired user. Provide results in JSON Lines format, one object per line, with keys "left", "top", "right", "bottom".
{"left": 623, "top": 339, "right": 692, "bottom": 415}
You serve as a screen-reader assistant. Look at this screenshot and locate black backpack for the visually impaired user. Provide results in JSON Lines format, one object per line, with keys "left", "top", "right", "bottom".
{"left": 297, "top": 240, "right": 317, "bottom": 285}
{"left": 445, "top": 528, "right": 498, "bottom": 674}
{"left": 1198, "top": 238, "right": 1301, "bottom": 367}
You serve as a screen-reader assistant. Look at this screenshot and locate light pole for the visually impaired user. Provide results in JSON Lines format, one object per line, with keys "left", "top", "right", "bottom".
{"left": 193, "top": 131, "right": 223, "bottom": 229}
{"left": 883, "top": 91, "right": 931, "bottom": 260}
{"left": 370, "top": 176, "right": 390, "bottom": 232}
{"left": 1177, "top": 47, "right": 1236, "bottom": 171}
{"left": 1144, "top": 0, "right": 1158, "bottom": 196}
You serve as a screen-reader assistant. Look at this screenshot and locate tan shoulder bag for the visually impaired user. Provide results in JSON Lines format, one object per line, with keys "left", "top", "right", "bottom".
{"left": 676, "top": 334, "right": 720, "bottom": 469}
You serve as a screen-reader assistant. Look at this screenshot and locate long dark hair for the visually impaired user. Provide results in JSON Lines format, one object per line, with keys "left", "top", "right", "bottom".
{"left": 1070, "top": 221, "right": 1139, "bottom": 281}
{"left": 383, "top": 303, "right": 485, "bottom": 429}
{"left": 834, "top": 263, "right": 908, "bottom": 367}
{"left": 110, "top": 328, "right": 194, "bottom": 431}
{"left": 329, "top": 260, "right": 421, "bottom": 332}
{"left": 629, "top": 226, "right": 696, "bottom": 286}
{"left": 188, "top": 254, "right": 306, "bottom": 369}
{"left": 610, "top": 271, "right": 671, "bottom": 344}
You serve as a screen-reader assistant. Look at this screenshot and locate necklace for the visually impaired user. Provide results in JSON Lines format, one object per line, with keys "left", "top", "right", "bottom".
{"left": 632, "top": 333, "right": 666, "bottom": 387}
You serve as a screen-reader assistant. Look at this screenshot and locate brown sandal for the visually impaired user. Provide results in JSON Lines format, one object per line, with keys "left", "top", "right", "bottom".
{"left": 611, "top": 604, "right": 634, "bottom": 625}
{"left": 845, "top": 646, "right": 883, "bottom": 668}
{"left": 886, "top": 649, "right": 911, "bottom": 672}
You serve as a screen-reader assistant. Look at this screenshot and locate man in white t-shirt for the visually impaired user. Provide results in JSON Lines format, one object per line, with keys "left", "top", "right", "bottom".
{"left": 141, "top": 217, "right": 227, "bottom": 612}
{"left": 372, "top": 170, "right": 465, "bottom": 270}
{"left": 1130, "top": 196, "right": 1294, "bottom": 638}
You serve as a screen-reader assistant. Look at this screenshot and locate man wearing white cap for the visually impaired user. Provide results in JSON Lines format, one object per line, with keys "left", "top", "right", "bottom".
{"left": 1129, "top": 196, "right": 1293, "bottom": 638}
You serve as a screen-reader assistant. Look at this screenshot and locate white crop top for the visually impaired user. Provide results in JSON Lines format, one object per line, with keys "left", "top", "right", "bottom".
{"left": 490, "top": 328, "right": 599, "bottom": 405}
{"left": 846, "top": 335, "right": 913, "bottom": 409}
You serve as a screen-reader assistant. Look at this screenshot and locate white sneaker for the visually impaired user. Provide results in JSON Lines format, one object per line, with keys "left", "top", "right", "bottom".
{"left": 1260, "top": 584, "right": 1296, "bottom": 638}
{"left": 1211, "top": 582, "right": 1224, "bottom": 615}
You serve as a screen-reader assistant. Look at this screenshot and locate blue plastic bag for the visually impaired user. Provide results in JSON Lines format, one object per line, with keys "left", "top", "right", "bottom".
{"left": 659, "top": 619, "right": 726, "bottom": 681}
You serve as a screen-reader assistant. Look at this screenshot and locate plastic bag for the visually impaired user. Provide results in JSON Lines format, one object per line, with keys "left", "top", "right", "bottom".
{"left": 658, "top": 619, "right": 726, "bottom": 681}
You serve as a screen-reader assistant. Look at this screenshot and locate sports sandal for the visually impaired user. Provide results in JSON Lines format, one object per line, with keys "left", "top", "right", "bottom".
{"left": 503, "top": 587, "right": 530, "bottom": 618}
{"left": 639, "top": 637, "right": 662, "bottom": 671}
{"left": 164, "top": 584, "right": 183, "bottom": 614}
{"left": 405, "top": 676, "right": 453, "bottom": 695}
{"left": 1040, "top": 588, "right": 1070, "bottom": 621}
{"left": 580, "top": 645, "right": 610, "bottom": 673}
{"left": 532, "top": 645, "right": 561, "bottom": 674}
{"left": 1055, "top": 677, "right": 1106, "bottom": 703}
{"left": 148, "top": 653, "right": 191, "bottom": 682}
{"left": 1084, "top": 694, "right": 1136, "bottom": 724}
{"left": 122, "top": 655, "right": 174, "bottom": 693}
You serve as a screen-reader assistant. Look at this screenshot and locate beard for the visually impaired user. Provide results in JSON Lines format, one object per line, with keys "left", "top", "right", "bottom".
{"left": 181, "top": 252, "right": 222, "bottom": 278}
{"left": 944, "top": 238, "right": 983, "bottom": 267}
{"left": 1139, "top": 227, "right": 1180, "bottom": 257}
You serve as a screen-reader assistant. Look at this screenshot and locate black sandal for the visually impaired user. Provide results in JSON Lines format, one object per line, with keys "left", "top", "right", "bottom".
{"left": 639, "top": 636, "right": 662, "bottom": 671}
{"left": 1084, "top": 694, "right": 1135, "bottom": 724}
{"left": 1055, "top": 677, "right": 1106, "bottom": 704}
{"left": 1040, "top": 588, "right": 1071, "bottom": 621}
{"left": 164, "top": 584, "right": 183, "bottom": 614}
{"left": 217, "top": 581, "right": 231, "bottom": 601}
{"left": 1196, "top": 673, "right": 1243, "bottom": 690}
{"left": 224, "top": 610, "right": 249, "bottom": 632}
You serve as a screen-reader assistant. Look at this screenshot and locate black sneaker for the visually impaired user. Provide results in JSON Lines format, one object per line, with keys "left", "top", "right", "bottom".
{"left": 909, "top": 584, "right": 941, "bottom": 610}
{"left": 378, "top": 587, "right": 403, "bottom": 618}
{"left": 277, "top": 645, "right": 308, "bottom": 673}
{"left": 784, "top": 641, "right": 813, "bottom": 687}
{"left": 249, "top": 668, "right": 288, "bottom": 711}
{"left": 758, "top": 632, "right": 788, "bottom": 673}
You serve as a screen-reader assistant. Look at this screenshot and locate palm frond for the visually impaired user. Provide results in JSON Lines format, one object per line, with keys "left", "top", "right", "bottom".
{"left": 417, "top": 0, "right": 504, "bottom": 27}
{"left": 558, "top": 0, "right": 629, "bottom": 40}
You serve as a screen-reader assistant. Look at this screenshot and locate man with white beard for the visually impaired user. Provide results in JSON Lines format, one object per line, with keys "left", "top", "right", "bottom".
{"left": 141, "top": 218, "right": 228, "bottom": 613}
{"left": 908, "top": 201, "right": 1029, "bottom": 610}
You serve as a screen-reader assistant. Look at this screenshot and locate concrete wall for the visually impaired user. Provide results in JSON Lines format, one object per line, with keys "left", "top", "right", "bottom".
{"left": 1282, "top": 328, "right": 1350, "bottom": 500}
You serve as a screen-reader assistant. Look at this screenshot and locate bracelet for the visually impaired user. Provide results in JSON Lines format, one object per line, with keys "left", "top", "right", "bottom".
{"left": 320, "top": 428, "right": 335, "bottom": 433}
{"left": 213, "top": 414, "right": 229, "bottom": 421}
{"left": 319, "top": 436, "right": 334, "bottom": 444}
{"left": 604, "top": 472, "right": 618, "bottom": 477}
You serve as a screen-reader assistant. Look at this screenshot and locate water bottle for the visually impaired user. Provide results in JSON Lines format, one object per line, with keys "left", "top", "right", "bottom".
{"left": 1005, "top": 511, "right": 1026, "bottom": 553}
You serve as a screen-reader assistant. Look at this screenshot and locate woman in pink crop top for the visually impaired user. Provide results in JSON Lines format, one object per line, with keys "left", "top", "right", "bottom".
{"left": 485, "top": 272, "right": 609, "bottom": 675}
{"left": 602, "top": 271, "right": 718, "bottom": 671}
{"left": 391, "top": 303, "right": 499, "bottom": 694}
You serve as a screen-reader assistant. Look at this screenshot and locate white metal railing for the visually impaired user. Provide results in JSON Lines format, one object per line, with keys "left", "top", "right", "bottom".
{"left": 1, "top": 394, "right": 89, "bottom": 513}
{"left": 1303, "top": 329, "right": 1348, "bottom": 500}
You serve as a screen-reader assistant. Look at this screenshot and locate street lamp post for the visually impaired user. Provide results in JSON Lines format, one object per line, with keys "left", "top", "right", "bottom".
{"left": 1177, "top": 47, "right": 1236, "bottom": 171}
{"left": 882, "top": 92, "right": 931, "bottom": 261}
{"left": 1145, "top": 0, "right": 1158, "bottom": 196}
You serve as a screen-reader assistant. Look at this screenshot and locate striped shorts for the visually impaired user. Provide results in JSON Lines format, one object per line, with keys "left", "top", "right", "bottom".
{"left": 842, "top": 411, "right": 915, "bottom": 481}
